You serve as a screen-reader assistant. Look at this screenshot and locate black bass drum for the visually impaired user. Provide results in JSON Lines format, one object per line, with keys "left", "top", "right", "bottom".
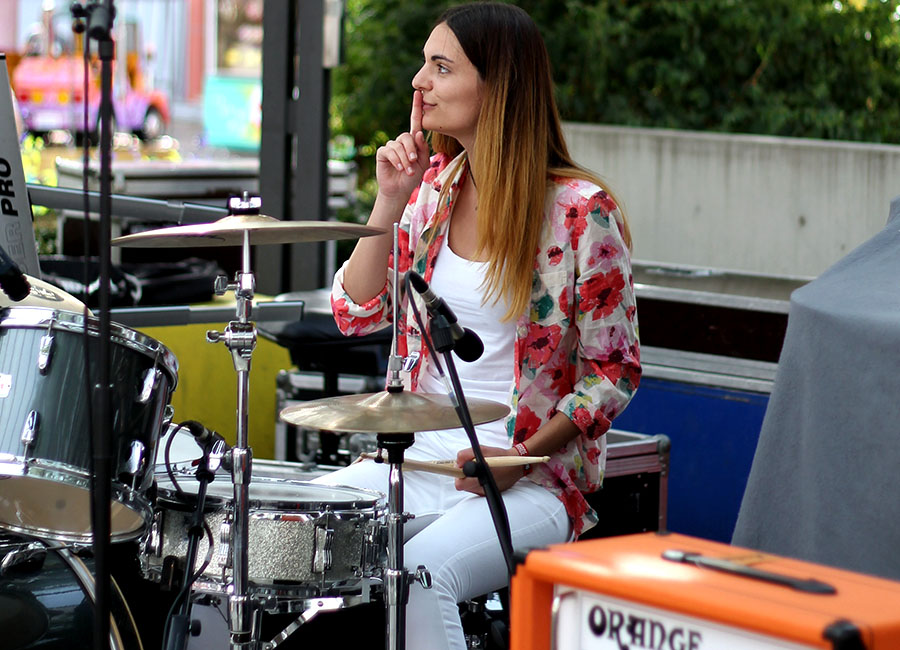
{"left": 0, "top": 533, "right": 142, "bottom": 649}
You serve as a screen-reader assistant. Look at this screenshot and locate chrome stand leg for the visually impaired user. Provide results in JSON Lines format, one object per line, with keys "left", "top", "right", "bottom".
{"left": 377, "top": 432, "right": 432, "bottom": 650}
{"left": 385, "top": 458, "right": 406, "bottom": 650}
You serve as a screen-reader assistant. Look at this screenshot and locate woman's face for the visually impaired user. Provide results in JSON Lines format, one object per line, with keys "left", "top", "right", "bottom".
{"left": 411, "top": 22, "right": 483, "bottom": 149}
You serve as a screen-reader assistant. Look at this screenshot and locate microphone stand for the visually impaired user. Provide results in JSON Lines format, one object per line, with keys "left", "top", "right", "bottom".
{"left": 429, "top": 316, "right": 516, "bottom": 578}
{"left": 163, "top": 444, "right": 217, "bottom": 650}
{"left": 72, "top": 3, "right": 117, "bottom": 649}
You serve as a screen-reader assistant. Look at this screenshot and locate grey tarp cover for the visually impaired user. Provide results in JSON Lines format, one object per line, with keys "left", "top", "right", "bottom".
{"left": 732, "top": 197, "right": 900, "bottom": 580}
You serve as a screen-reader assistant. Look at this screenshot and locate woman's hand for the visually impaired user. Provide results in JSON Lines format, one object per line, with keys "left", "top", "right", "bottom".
{"left": 454, "top": 445, "right": 525, "bottom": 495}
{"left": 374, "top": 91, "right": 431, "bottom": 203}
{"left": 341, "top": 91, "right": 431, "bottom": 303}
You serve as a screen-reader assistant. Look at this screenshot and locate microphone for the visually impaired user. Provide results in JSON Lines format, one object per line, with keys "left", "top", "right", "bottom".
{"left": 407, "top": 271, "right": 484, "bottom": 362}
{"left": 0, "top": 245, "right": 30, "bottom": 302}
{"left": 181, "top": 420, "right": 232, "bottom": 470}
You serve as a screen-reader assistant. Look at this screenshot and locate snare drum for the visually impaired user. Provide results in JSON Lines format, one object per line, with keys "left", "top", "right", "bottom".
{"left": 143, "top": 471, "right": 386, "bottom": 600}
{"left": 0, "top": 307, "right": 178, "bottom": 543}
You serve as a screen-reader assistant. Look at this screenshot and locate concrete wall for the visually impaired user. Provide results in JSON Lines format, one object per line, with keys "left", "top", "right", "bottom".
{"left": 563, "top": 123, "right": 900, "bottom": 278}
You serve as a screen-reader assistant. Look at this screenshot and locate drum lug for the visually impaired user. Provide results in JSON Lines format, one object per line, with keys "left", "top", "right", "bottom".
{"left": 312, "top": 525, "right": 334, "bottom": 574}
{"left": 37, "top": 332, "right": 54, "bottom": 374}
{"left": 217, "top": 520, "right": 232, "bottom": 571}
{"left": 138, "top": 368, "right": 162, "bottom": 404}
{"left": 143, "top": 510, "right": 163, "bottom": 558}
{"left": 162, "top": 404, "right": 175, "bottom": 429}
{"left": 363, "top": 518, "right": 387, "bottom": 576}
{"left": 123, "top": 440, "right": 147, "bottom": 481}
{"left": 20, "top": 410, "right": 39, "bottom": 451}
{"left": 0, "top": 542, "right": 46, "bottom": 576}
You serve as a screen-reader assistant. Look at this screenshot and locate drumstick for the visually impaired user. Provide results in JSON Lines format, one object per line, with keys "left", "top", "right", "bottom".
{"left": 360, "top": 452, "right": 549, "bottom": 478}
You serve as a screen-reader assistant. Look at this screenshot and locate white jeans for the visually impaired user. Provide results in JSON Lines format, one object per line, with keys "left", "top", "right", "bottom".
{"left": 313, "top": 458, "right": 570, "bottom": 650}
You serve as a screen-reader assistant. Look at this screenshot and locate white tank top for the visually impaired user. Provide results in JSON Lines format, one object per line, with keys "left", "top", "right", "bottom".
{"left": 412, "top": 233, "right": 516, "bottom": 460}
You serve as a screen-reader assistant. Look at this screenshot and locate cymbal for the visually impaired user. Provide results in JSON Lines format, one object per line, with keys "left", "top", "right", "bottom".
{"left": 111, "top": 215, "right": 384, "bottom": 247}
{"left": 279, "top": 390, "right": 510, "bottom": 434}
{"left": 0, "top": 275, "right": 89, "bottom": 313}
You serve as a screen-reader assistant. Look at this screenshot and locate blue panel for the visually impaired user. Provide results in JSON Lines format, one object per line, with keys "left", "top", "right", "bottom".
{"left": 614, "top": 377, "right": 769, "bottom": 542}
{"left": 202, "top": 76, "right": 262, "bottom": 150}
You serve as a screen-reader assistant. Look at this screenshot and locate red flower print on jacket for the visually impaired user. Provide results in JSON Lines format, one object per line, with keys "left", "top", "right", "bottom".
{"left": 563, "top": 206, "right": 587, "bottom": 246}
{"left": 588, "top": 236, "right": 622, "bottom": 271}
{"left": 547, "top": 246, "right": 564, "bottom": 266}
{"left": 572, "top": 405, "right": 611, "bottom": 441}
{"left": 522, "top": 323, "right": 563, "bottom": 369}
{"left": 579, "top": 268, "right": 625, "bottom": 320}
{"left": 513, "top": 405, "right": 542, "bottom": 443}
{"left": 562, "top": 488, "right": 590, "bottom": 536}
{"left": 592, "top": 190, "right": 618, "bottom": 217}
{"left": 332, "top": 296, "right": 387, "bottom": 335}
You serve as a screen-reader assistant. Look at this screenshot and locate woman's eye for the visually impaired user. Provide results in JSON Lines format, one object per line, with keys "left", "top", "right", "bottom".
{"left": 437, "top": 64, "right": 449, "bottom": 74}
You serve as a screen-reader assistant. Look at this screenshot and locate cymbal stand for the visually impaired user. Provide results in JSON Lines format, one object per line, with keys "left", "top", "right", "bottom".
{"left": 206, "top": 225, "right": 258, "bottom": 649}
{"left": 376, "top": 431, "right": 431, "bottom": 650}
{"left": 375, "top": 224, "right": 432, "bottom": 650}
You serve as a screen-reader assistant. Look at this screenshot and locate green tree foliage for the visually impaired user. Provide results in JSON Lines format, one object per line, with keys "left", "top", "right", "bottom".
{"left": 330, "top": 0, "right": 452, "bottom": 158}
{"left": 528, "top": 0, "right": 900, "bottom": 141}
{"left": 331, "top": 0, "right": 900, "bottom": 183}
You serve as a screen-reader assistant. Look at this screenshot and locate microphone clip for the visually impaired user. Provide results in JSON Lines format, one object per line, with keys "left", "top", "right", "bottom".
{"left": 428, "top": 312, "right": 459, "bottom": 355}
{"left": 406, "top": 271, "right": 483, "bottom": 362}
{"left": 181, "top": 420, "right": 232, "bottom": 472}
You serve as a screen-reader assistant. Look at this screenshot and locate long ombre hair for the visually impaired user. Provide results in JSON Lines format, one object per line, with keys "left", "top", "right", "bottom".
{"left": 430, "top": 3, "right": 631, "bottom": 321}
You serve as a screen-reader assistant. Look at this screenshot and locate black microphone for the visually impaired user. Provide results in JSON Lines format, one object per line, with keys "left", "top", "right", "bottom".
{"left": 407, "top": 271, "right": 484, "bottom": 362}
{"left": 0, "top": 245, "right": 30, "bottom": 302}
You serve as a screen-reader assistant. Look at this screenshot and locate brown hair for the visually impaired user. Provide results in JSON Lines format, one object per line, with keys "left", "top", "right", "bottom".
{"left": 430, "top": 2, "right": 631, "bottom": 321}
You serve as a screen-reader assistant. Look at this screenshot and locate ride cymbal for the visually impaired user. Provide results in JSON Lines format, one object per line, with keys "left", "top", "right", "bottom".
{"left": 279, "top": 390, "right": 510, "bottom": 434}
{"left": 111, "top": 215, "right": 384, "bottom": 247}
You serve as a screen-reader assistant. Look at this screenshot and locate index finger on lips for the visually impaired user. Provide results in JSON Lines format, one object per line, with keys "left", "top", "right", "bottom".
{"left": 410, "top": 90, "right": 424, "bottom": 135}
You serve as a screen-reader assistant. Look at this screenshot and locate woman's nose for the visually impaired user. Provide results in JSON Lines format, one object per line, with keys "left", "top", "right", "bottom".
{"left": 411, "top": 65, "right": 428, "bottom": 91}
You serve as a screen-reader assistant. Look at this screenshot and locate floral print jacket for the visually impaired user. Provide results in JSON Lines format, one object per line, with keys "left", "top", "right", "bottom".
{"left": 331, "top": 151, "right": 641, "bottom": 538}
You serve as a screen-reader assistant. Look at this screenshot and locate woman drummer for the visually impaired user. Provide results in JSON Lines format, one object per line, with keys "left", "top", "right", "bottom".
{"left": 319, "top": 4, "right": 641, "bottom": 648}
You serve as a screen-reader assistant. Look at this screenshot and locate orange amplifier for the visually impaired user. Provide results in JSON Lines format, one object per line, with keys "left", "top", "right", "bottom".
{"left": 511, "top": 532, "right": 900, "bottom": 649}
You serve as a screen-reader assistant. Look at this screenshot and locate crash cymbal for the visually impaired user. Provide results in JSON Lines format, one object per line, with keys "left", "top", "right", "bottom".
{"left": 111, "top": 215, "right": 384, "bottom": 247}
{"left": 279, "top": 390, "right": 510, "bottom": 434}
{"left": 0, "top": 275, "right": 90, "bottom": 313}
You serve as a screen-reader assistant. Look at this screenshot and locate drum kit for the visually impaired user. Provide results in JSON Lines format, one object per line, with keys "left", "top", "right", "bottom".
{"left": 0, "top": 193, "right": 538, "bottom": 650}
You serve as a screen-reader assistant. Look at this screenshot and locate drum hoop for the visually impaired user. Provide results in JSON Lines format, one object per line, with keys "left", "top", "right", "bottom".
{"left": 0, "top": 306, "right": 179, "bottom": 385}
{"left": 185, "top": 578, "right": 377, "bottom": 608}
{"left": 154, "top": 476, "right": 384, "bottom": 512}
{"left": 57, "top": 546, "right": 132, "bottom": 650}
{"left": 0, "top": 459, "right": 152, "bottom": 543}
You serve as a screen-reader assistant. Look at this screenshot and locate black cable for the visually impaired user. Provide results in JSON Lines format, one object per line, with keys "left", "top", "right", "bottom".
{"left": 160, "top": 452, "right": 217, "bottom": 650}
{"left": 163, "top": 422, "right": 190, "bottom": 500}
{"left": 160, "top": 518, "right": 214, "bottom": 644}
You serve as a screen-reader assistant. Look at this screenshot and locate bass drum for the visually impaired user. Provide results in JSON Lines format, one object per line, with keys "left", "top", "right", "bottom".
{"left": 0, "top": 533, "right": 142, "bottom": 649}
